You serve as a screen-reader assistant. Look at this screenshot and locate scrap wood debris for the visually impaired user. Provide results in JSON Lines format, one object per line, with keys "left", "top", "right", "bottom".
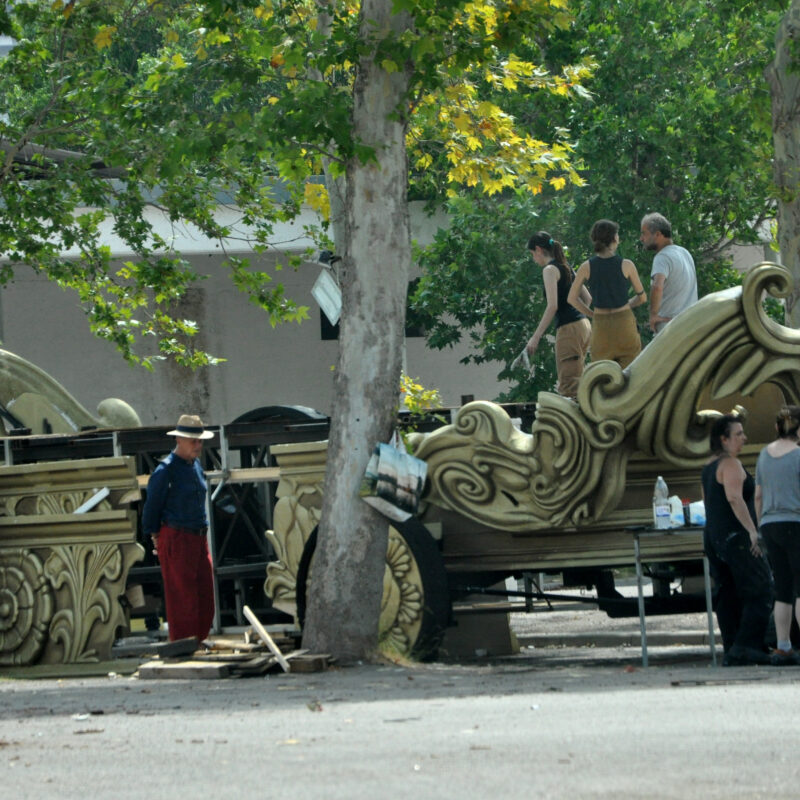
{"left": 128, "top": 607, "right": 332, "bottom": 679}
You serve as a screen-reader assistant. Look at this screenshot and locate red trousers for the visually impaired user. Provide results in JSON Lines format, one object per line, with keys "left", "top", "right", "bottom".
{"left": 158, "top": 525, "right": 215, "bottom": 642}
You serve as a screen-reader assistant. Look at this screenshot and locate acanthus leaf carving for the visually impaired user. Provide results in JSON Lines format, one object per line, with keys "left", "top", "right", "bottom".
{"left": 44, "top": 544, "right": 124, "bottom": 663}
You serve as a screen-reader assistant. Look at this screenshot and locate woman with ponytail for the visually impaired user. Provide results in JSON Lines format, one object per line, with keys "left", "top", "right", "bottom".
{"left": 567, "top": 219, "right": 646, "bottom": 369}
{"left": 524, "top": 231, "right": 592, "bottom": 399}
{"left": 755, "top": 405, "right": 800, "bottom": 665}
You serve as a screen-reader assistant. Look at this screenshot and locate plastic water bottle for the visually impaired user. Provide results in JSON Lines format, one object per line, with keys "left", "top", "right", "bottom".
{"left": 653, "top": 475, "right": 670, "bottom": 529}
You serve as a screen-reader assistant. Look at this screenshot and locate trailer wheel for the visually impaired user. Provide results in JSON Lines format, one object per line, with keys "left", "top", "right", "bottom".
{"left": 296, "top": 519, "right": 451, "bottom": 661}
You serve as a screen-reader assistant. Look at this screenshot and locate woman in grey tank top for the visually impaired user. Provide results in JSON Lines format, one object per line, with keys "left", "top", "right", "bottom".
{"left": 755, "top": 405, "right": 800, "bottom": 665}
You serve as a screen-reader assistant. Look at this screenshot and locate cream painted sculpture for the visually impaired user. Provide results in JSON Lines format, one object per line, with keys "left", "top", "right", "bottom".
{"left": 0, "top": 457, "right": 143, "bottom": 666}
{"left": 408, "top": 263, "right": 799, "bottom": 532}
{"left": 0, "top": 347, "right": 140, "bottom": 434}
{"left": 265, "top": 263, "right": 799, "bottom": 655}
{"left": 0, "top": 350, "right": 143, "bottom": 667}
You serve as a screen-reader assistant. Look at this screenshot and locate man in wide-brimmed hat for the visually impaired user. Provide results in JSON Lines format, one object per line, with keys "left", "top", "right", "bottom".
{"left": 141, "top": 414, "right": 215, "bottom": 642}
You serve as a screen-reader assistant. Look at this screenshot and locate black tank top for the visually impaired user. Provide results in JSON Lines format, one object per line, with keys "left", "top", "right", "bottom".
{"left": 587, "top": 254, "right": 630, "bottom": 309}
{"left": 701, "top": 457, "right": 756, "bottom": 536}
{"left": 552, "top": 262, "right": 586, "bottom": 328}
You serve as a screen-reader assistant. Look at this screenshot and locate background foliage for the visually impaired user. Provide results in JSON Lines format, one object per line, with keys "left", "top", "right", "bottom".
{"left": 413, "top": 0, "right": 790, "bottom": 399}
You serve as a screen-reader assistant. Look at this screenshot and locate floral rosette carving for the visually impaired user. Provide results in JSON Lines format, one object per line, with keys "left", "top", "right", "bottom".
{"left": 0, "top": 549, "right": 54, "bottom": 666}
{"left": 378, "top": 527, "right": 423, "bottom": 653}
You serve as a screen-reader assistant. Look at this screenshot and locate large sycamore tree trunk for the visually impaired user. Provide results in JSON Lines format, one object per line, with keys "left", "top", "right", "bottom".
{"left": 302, "top": 0, "right": 413, "bottom": 662}
{"left": 768, "top": 0, "right": 800, "bottom": 326}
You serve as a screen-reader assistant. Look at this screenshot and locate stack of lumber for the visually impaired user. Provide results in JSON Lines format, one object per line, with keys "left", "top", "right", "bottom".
{"left": 133, "top": 606, "right": 331, "bottom": 679}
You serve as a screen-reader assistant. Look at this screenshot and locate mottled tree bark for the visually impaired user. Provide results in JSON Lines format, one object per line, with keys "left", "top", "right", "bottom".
{"left": 303, "top": 0, "right": 413, "bottom": 662}
{"left": 767, "top": 0, "right": 800, "bottom": 326}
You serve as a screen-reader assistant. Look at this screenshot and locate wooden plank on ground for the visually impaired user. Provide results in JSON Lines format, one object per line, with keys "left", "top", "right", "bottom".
{"left": 243, "top": 605, "right": 290, "bottom": 672}
{"left": 230, "top": 655, "right": 277, "bottom": 676}
{"left": 155, "top": 637, "right": 200, "bottom": 658}
{"left": 192, "top": 652, "right": 259, "bottom": 663}
{"left": 111, "top": 636, "right": 197, "bottom": 659}
{"left": 138, "top": 660, "right": 230, "bottom": 679}
{"left": 206, "top": 638, "right": 264, "bottom": 653}
{"left": 112, "top": 639, "right": 160, "bottom": 658}
{"left": 0, "top": 659, "right": 142, "bottom": 680}
{"left": 288, "top": 654, "right": 330, "bottom": 673}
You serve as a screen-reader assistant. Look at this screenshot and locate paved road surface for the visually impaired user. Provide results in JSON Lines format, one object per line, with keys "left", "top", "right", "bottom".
{"left": 3, "top": 642, "right": 800, "bottom": 799}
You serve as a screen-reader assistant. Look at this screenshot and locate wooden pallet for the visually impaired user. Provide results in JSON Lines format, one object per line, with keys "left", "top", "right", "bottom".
{"left": 132, "top": 609, "right": 331, "bottom": 679}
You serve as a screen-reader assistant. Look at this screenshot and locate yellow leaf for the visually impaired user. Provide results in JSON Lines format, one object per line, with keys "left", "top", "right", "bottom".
{"left": 453, "top": 114, "right": 472, "bottom": 133}
{"left": 171, "top": 53, "right": 187, "bottom": 69}
{"left": 304, "top": 183, "right": 330, "bottom": 221}
{"left": 476, "top": 101, "right": 499, "bottom": 118}
{"left": 267, "top": 96, "right": 279, "bottom": 105}
{"left": 381, "top": 59, "right": 398, "bottom": 74}
{"left": 550, "top": 176, "right": 567, "bottom": 191}
{"left": 166, "top": 30, "right": 179, "bottom": 44}
{"left": 93, "top": 26, "right": 116, "bottom": 51}
{"left": 255, "top": 2, "right": 273, "bottom": 19}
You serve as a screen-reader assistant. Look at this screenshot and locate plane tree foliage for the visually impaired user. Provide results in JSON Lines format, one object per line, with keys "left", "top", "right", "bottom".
{"left": 0, "top": 0, "right": 590, "bottom": 369}
{"left": 413, "top": 0, "right": 790, "bottom": 399}
{"left": 0, "top": 0, "right": 591, "bottom": 660}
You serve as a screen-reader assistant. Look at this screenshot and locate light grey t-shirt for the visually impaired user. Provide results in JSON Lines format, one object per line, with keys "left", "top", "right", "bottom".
{"left": 651, "top": 244, "right": 698, "bottom": 320}
{"left": 756, "top": 446, "right": 800, "bottom": 525}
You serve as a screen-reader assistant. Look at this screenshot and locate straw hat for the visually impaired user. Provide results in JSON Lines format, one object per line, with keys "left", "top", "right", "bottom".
{"left": 167, "top": 414, "right": 214, "bottom": 440}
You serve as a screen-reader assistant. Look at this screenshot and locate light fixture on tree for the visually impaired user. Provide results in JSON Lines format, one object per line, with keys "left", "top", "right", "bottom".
{"left": 311, "top": 249, "right": 342, "bottom": 326}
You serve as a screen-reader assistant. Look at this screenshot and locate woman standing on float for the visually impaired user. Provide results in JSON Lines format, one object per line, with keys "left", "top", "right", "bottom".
{"left": 523, "top": 232, "right": 592, "bottom": 399}
{"left": 567, "top": 219, "right": 646, "bottom": 369}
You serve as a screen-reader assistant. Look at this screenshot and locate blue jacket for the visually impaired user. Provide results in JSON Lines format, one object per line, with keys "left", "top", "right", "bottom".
{"left": 141, "top": 451, "right": 208, "bottom": 537}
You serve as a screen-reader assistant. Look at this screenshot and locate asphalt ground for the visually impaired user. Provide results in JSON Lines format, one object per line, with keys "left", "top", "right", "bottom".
{"left": 5, "top": 579, "right": 799, "bottom": 798}
{"left": 3, "top": 639, "right": 800, "bottom": 799}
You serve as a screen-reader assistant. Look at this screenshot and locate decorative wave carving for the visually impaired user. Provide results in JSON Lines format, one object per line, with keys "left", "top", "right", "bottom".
{"left": 410, "top": 264, "right": 800, "bottom": 532}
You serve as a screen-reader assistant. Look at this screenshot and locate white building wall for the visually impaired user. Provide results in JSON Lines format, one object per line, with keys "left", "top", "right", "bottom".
{"left": 0, "top": 202, "right": 511, "bottom": 426}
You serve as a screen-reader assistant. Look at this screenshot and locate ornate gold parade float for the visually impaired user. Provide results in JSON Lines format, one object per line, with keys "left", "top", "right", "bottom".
{"left": 2, "top": 263, "right": 796, "bottom": 664}
{"left": 0, "top": 350, "right": 144, "bottom": 667}
{"left": 265, "top": 263, "right": 800, "bottom": 657}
